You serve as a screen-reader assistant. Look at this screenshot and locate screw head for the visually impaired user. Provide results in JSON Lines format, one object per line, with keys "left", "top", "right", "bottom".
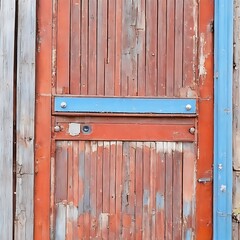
{"left": 186, "top": 104, "right": 192, "bottom": 111}
{"left": 60, "top": 102, "right": 67, "bottom": 108}
{"left": 189, "top": 127, "right": 195, "bottom": 134}
{"left": 54, "top": 126, "right": 61, "bottom": 132}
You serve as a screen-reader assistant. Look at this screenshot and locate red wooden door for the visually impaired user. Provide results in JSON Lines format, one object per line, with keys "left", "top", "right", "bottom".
{"left": 35, "top": 0, "right": 213, "bottom": 239}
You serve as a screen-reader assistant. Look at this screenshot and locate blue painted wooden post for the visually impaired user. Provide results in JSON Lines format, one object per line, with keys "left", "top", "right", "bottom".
{"left": 214, "top": 1, "right": 233, "bottom": 239}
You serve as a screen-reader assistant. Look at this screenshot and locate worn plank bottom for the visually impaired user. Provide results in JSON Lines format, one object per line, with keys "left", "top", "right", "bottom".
{"left": 54, "top": 141, "right": 195, "bottom": 240}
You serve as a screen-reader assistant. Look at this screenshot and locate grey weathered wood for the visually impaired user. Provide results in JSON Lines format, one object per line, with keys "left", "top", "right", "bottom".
{"left": 0, "top": 1, "right": 16, "bottom": 239}
{"left": 233, "top": 0, "right": 240, "bottom": 170}
{"left": 233, "top": 0, "right": 240, "bottom": 238}
{"left": 14, "top": 0, "right": 36, "bottom": 239}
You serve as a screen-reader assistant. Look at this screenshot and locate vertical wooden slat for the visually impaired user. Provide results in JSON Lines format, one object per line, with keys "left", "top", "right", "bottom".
{"left": 102, "top": 142, "right": 110, "bottom": 239}
{"left": 56, "top": 0, "right": 70, "bottom": 94}
{"left": 182, "top": 143, "right": 196, "bottom": 239}
{"left": 83, "top": 141, "right": 91, "bottom": 239}
{"left": 115, "top": 141, "right": 123, "bottom": 238}
{"left": 135, "top": 142, "right": 143, "bottom": 239}
{"left": 155, "top": 142, "right": 165, "bottom": 239}
{"left": 165, "top": 142, "right": 173, "bottom": 239}
{"left": 146, "top": 1, "right": 157, "bottom": 96}
{"left": 158, "top": 0, "right": 167, "bottom": 96}
{"left": 105, "top": 0, "right": 115, "bottom": 96}
{"left": 0, "top": 0, "right": 15, "bottom": 238}
{"left": 88, "top": 0, "right": 97, "bottom": 95}
{"left": 97, "top": 0, "right": 107, "bottom": 95}
{"left": 70, "top": 0, "right": 81, "bottom": 94}
{"left": 142, "top": 142, "right": 150, "bottom": 239}
{"left": 80, "top": 0, "right": 89, "bottom": 95}
{"left": 233, "top": 0, "right": 240, "bottom": 236}
{"left": 173, "top": 142, "right": 183, "bottom": 239}
{"left": 114, "top": 1, "right": 122, "bottom": 96}
{"left": 174, "top": 0, "right": 184, "bottom": 96}
{"left": 136, "top": 0, "right": 146, "bottom": 96}
{"left": 90, "top": 141, "right": 97, "bottom": 238}
{"left": 96, "top": 141, "right": 103, "bottom": 238}
{"left": 166, "top": 0, "right": 175, "bottom": 96}
{"left": 78, "top": 141, "right": 85, "bottom": 238}
{"left": 15, "top": 0, "right": 35, "bottom": 238}
{"left": 109, "top": 142, "right": 116, "bottom": 239}
{"left": 150, "top": 142, "right": 156, "bottom": 239}
{"left": 35, "top": 0, "right": 52, "bottom": 237}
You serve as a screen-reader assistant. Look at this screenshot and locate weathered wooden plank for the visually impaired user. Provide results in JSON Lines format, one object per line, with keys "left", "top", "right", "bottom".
{"left": 0, "top": 1, "right": 15, "bottom": 239}
{"left": 15, "top": 0, "right": 36, "bottom": 239}
{"left": 233, "top": 0, "right": 240, "bottom": 170}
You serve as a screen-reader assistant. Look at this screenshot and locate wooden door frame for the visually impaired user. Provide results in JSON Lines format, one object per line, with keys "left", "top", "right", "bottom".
{"left": 214, "top": 0, "right": 233, "bottom": 239}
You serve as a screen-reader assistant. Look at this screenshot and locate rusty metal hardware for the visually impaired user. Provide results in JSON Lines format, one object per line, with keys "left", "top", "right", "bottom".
{"left": 198, "top": 178, "right": 211, "bottom": 184}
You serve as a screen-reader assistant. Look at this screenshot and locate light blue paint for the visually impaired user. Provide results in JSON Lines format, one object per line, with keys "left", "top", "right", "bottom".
{"left": 183, "top": 201, "right": 191, "bottom": 217}
{"left": 54, "top": 97, "right": 196, "bottom": 114}
{"left": 214, "top": 0, "right": 233, "bottom": 239}
{"left": 185, "top": 229, "right": 192, "bottom": 240}
{"left": 156, "top": 192, "right": 164, "bottom": 211}
{"left": 143, "top": 190, "right": 149, "bottom": 206}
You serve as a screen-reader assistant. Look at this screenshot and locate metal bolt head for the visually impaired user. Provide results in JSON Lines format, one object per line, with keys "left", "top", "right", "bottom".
{"left": 54, "top": 126, "right": 61, "bottom": 132}
{"left": 60, "top": 102, "right": 67, "bottom": 108}
{"left": 189, "top": 127, "right": 195, "bottom": 134}
{"left": 186, "top": 104, "right": 192, "bottom": 111}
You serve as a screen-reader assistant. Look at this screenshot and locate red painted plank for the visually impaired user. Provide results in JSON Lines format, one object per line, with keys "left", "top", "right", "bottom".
{"left": 146, "top": 0, "right": 158, "bottom": 96}
{"left": 155, "top": 142, "right": 165, "bottom": 239}
{"left": 142, "top": 142, "right": 150, "bottom": 239}
{"left": 102, "top": 142, "right": 110, "bottom": 239}
{"left": 115, "top": 141, "right": 123, "bottom": 239}
{"left": 157, "top": 0, "right": 167, "bottom": 96}
{"left": 90, "top": 141, "right": 97, "bottom": 238}
{"left": 135, "top": 142, "right": 143, "bottom": 240}
{"left": 54, "top": 123, "right": 195, "bottom": 142}
{"left": 56, "top": 0, "right": 70, "bottom": 94}
{"left": 165, "top": 142, "right": 173, "bottom": 239}
{"left": 80, "top": 0, "right": 88, "bottom": 95}
{"left": 166, "top": 0, "right": 175, "bottom": 96}
{"left": 96, "top": 141, "right": 103, "bottom": 238}
{"left": 97, "top": 0, "right": 107, "bottom": 95}
{"left": 109, "top": 142, "right": 116, "bottom": 239}
{"left": 182, "top": 143, "right": 196, "bottom": 239}
{"left": 173, "top": 143, "right": 183, "bottom": 239}
{"left": 174, "top": 0, "right": 184, "bottom": 96}
{"left": 105, "top": 0, "right": 115, "bottom": 96}
{"left": 78, "top": 141, "right": 85, "bottom": 238}
{"left": 55, "top": 142, "right": 68, "bottom": 202}
{"left": 88, "top": 0, "right": 97, "bottom": 95}
{"left": 70, "top": 0, "right": 81, "bottom": 94}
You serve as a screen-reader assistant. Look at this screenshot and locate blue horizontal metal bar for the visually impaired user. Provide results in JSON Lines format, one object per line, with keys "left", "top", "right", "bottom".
{"left": 54, "top": 97, "right": 196, "bottom": 114}
{"left": 214, "top": 0, "right": 233, "bottom": 239}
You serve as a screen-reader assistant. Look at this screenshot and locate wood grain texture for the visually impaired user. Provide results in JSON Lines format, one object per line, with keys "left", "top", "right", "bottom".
{"left": 54, "top": 141, "right": 195, "bottom": 239}
{"left": 233, "top": 0, "right": 240, "bottom": 237}
{"left": 54, "top": 0, "right": 197, "bottom": 97}
{"left": 15, "top": 0, "right": 36, "bottom": 239}
{"left": 0, "top": 1, "right": 15, "bottom": 239}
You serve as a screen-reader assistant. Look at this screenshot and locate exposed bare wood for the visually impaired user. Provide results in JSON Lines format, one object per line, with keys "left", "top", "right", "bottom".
{"left": 15, "top": 0, "right": 36, "bottom": 239}
{"left": 0, "top": 1, "right": 15, "bottom": 239}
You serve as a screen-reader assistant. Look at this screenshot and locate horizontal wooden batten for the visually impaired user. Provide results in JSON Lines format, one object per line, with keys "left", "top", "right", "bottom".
{"left": 53, "top": 122, "right": 195, "bottom": 142}
{"left": 54, "top": 97, "right": 197, "bottom": 114}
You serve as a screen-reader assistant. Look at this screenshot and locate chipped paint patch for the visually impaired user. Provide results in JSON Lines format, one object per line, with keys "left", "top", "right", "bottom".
{"left": 183, "top": 201, "right": 191, "bottom": 217}
{"left": 143, "top": 190, "right": 149, "bottom": 206}
{"left": 185, "top": 229, "right": 193, "bottom": 240}
{"left": 68, "top": 123, "right": 81, "bottom": 136}
{"left": 156, "top": 192, "right": 164, "bottom": 211}
{"left": 99, "top": 213, "right": 109, "bottom": 230}
{"left": 199, "top": 34, "right": 207, "bottom": 77}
